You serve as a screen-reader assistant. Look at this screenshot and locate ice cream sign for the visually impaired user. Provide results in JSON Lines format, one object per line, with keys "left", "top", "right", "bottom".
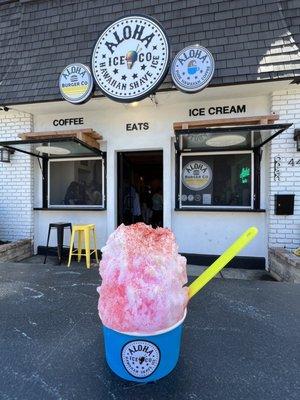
{"left": 171, "top": 45, "right": 215, "bottom": 93}
{"left": 91, "top": 15, "right": 170, "bottom": 102}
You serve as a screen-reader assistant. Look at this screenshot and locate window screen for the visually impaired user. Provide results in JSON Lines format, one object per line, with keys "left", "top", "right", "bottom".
{"left": 49, "top": 158, "right": 104, "bottom": 207}
{"left": 179, "top": 152, "right": 252, "bottom": 208}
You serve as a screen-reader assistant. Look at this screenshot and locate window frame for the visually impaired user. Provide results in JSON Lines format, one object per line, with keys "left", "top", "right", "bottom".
{"left": 47, "top": 156, "right": 106, "bottom": 209}
{"left": 176, "top": 150, "right": 256, "bottom": 210}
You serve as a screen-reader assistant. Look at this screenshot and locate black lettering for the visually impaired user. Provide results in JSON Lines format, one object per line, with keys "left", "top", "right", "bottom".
{"left": 178, "top": 55, "right": 187, "bottom": 66}
{"left": 53, "top": 120, "right": 59, "bottom": 126}
{"left": 132, "top": 24, "right": 145, "bottom": 41}
{"left": 208, "top": 107, "right": 215, "bottom": 115}
{"left": 144, "top": 123, "right": 149, "bottom": 130}
{"left": 78, "top": 118, "right": 84, "bottom": 124}
{"left": 126, "top": 123, "right": 131, "bottom": 131}
{"left": 141, "top": 32, "right": 155, "bottom": 48}
{"left": 237, "top": 104, "right": 246, "bottom": 113}
{"left": 123, "top": 25, "right": 132, "bottom": 40}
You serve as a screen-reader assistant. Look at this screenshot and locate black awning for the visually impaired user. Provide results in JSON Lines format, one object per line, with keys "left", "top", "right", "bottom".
{"left": 174, "top": 123, "right": 292, "bottom": 152}
{"left": 0, "top": 137, "right": 102, "bottom": 159}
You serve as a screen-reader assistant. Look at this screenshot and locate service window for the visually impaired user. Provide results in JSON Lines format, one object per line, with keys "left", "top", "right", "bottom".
{"left": 178, "top": 151, "right": 253, "bottom": 209}
{"left": 48, "top": 157, "right": 105, "bottom": 208}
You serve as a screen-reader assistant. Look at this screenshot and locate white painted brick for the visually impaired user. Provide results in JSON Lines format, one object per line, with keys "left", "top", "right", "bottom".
{"left": 0, "top": 111, "right": 34, "bottom": 241}
{"left": 269, "top": 88, "right": 300, "bottom": 249}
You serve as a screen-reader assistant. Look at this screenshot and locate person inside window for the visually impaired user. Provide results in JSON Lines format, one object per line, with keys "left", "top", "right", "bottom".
{"left": 64, "top": 181, "right": 80, "bottom": 205}
{"left": 152, "top": 187, "right": 163, "bottom": 227}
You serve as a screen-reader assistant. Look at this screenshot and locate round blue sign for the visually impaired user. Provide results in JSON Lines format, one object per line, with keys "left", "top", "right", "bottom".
{"left": 171, "top": 45, "right": 215, "bottom": 93}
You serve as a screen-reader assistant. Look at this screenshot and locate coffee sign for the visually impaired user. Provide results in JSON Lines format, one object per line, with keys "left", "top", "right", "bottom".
{"left": 59, "top": 63, "right": 93, "bottom": 104}
{"left": 171, "top": 45, "right": 214, "bottom": 93}
{"left": 91, "top": 15, "right": 170, "bottom": 102}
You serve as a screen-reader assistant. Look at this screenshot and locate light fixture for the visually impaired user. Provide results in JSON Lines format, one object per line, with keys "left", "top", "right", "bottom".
{"left": 294, "top": 129, "right": 300, "bottom": 151}
{"left": 130, "top": 101, "right": 139, "bottom": 107}
{"left": 35, "top": 145, "right": 71, "bottom": 155}
{"left": 0, "top": 147, "right": 14, "bottom": 163}
{"left": 206, "top": 134, "right": 246, "bottom": 147}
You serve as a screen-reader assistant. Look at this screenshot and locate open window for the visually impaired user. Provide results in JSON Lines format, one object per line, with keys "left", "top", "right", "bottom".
{"left": 48, "top": 157, "right": 105, "bottom": 208}
{"left": 174, "top": 123, "right": 291, "bottom": 211}
{"left": 0, "top": 132, "right": 106, "bottom": 210}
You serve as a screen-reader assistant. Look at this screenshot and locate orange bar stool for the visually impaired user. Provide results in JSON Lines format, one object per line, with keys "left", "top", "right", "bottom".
{"left": 67, "top": 224, "right": 99, "bottom": 269}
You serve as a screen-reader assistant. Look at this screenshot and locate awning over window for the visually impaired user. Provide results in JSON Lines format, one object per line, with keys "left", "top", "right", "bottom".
{"left": 174, "top": 123, "right": 292, "bottom": 152}
{"left": 0, "top": 137, "right": 102, "bottom": 158}
{"left": 0, "top": 128, "right": 103, "bottom": 158}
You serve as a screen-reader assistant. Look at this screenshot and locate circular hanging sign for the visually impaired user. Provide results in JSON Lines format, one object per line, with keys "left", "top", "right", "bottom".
{"left": 59, "top": 63, "right": 93, "bottom": 104}
{"left": 171, "top": 45, "right": 215, "bottom": 93}
{"left": 121, "top": 340, "right": 160, "bottom": 378}
{"left": 91, "top": 15, "right": 170, "bottom": 103}
{"left": 182, "top": 160, "right": 212, "bottom": 191}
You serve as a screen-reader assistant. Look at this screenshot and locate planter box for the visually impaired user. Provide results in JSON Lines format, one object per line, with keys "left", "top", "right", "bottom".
{"left": 268, "top": 247, "right": 300, "bottom": 283}
{"left": 0, "top": 239, "right": 33, "bottom": 263}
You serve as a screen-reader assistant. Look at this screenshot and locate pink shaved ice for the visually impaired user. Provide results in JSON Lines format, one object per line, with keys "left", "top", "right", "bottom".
{"left": 97, "top": 223, "right": 189, "bottom": 333}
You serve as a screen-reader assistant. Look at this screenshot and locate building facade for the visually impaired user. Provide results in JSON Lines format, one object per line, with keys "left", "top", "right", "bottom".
{"left": 0, "top": 0, "right": 299, "bottom": 268}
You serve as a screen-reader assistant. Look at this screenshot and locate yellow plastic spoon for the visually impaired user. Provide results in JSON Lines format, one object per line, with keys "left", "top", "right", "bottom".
{"left": 188, "top": 227, "right": 258, "bottom": 299}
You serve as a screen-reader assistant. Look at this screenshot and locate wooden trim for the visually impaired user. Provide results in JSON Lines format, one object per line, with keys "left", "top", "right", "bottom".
{"left": 173, "top": 114, "right": 279, "bottom": 130}
{"left": 18, "top": 128, "right": 102, "bottom": 140}
{"left": 17, "top": 128, "right": 102, "bottom": 150}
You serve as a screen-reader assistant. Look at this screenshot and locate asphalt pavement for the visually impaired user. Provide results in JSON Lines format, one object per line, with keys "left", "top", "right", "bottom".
{"left": 0, "top": 258, "right": 299, "bottom": 400}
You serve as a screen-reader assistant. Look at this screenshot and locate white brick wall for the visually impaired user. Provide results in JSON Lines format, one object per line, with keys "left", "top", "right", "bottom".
{"left": 269, "top": 88, "right": 300, "bottom": 249}
{"left": 0, "top": 111, "right": 34, "bottom": 241}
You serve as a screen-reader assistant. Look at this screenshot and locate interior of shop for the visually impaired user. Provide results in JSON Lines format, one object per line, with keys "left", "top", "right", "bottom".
{"left": 117, "top": 151, "right": 163, "bottom": 227}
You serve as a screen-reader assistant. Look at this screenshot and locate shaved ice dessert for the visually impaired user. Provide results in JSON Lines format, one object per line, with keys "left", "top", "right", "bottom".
{"left": 98, "top": 223, "right": 189, "bottom": 333}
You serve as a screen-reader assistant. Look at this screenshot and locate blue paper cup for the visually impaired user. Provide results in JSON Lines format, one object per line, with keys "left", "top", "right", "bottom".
{"left": 102, "top": 310, "right": 187, "bottom": 382}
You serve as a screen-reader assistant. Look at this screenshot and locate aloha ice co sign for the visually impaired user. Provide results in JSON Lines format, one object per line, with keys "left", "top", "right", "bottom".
{"left": 171, "top": 45, "right": 215, "bottom": 93}
{"left": 59, "top": 63, "right": 93, "bottom": 104}
{"left": 91, "top": 15, "right": 170, "bottom": 102}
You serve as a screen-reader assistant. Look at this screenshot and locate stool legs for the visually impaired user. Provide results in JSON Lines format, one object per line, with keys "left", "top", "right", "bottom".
{"left": 44, "top": 226, "right": 52, "bottom": 264}
{"left": 84, "top": 228, "right": 91, "bottom": 269}
{"left": 92, "top": 228, "right": 99, "bottom": 264}
{"left": 78, "top": 231, "right": 83, "bottom": 262}
{"left": 68, "top": 229, "right": 76, "bottom": 267}
{"left": 57, "top": 226, "right": 64, "bottom": 265}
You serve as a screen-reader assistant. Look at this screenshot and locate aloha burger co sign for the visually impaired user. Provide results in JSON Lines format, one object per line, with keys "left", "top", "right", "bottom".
{"left": 59, "top": 63, "right": 93, "bottom": 104}
{"left": 91, "top": 15, "right": 170, "bottom": 102}
{"left": 182, "top": 160, "right": 212, "bottom": 191}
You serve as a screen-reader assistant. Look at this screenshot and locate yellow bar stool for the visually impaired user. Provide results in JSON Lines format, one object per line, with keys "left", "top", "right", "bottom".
{"left": 67, "top": 224, "right": 99, "bottom": 269}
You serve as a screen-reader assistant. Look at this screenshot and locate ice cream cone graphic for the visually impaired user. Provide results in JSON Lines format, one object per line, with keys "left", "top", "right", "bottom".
{"left": 125, "top": 50, "right": 138, "bottom": 69}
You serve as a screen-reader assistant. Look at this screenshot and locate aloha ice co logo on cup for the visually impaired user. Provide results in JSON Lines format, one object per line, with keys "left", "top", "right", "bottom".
{"left": 59, "top": 63, "right": 93, "bottom": 104}
{"left": 171, "top": 45, "right": 215, "bottom": 93}
{"left": 91, "top": 15, "right": 170, "bottom": 102}
{"left": 182, "top": 160, "right": 212, "bottom": 191}
{"left": 121, "top": 340, "right": 160, "bottom": 378}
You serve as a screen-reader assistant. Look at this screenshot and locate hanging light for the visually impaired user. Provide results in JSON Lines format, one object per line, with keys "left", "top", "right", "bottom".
{"left": 0, "top": 147, "right": 14, "bottom": 163}
{"left": 206, "top": 134, "right": 246, "bottom": 147}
